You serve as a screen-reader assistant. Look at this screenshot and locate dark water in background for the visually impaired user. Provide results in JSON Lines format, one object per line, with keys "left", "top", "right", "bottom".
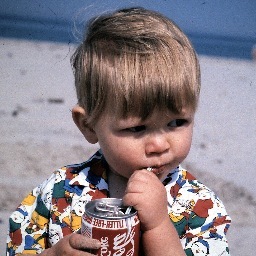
{"left": 0, "top": 0, "right": 255, "bottom": 59}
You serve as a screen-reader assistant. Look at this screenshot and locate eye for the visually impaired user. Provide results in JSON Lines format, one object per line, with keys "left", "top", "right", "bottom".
{"left": 126, "top": 125, "right": 146, "bottom": 133}
{"left": 168, "top": 119, "right": 187, "bottom": 128}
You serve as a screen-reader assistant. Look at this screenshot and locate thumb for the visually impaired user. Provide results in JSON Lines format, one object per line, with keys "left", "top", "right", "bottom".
{"left": 69, "top": 233, "right": 101, "bottom": 250}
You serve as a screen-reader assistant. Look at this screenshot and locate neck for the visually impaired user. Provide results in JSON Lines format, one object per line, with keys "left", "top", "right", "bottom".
{"left": 108, "top": 170, "right": 128, "bottom": 199}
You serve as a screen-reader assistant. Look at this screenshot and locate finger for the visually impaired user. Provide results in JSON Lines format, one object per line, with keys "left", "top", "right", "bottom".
{"left": 69, "top": 233, "right": 101, "bottom": 250}
{"left": 130, "top": 169, "right": 158, "bottom": 181}
{"left": 123, "top": 193, "right": 145, "bottom": 209}
{"left": 126, "top": 171, "right": 158, "bottom": 193}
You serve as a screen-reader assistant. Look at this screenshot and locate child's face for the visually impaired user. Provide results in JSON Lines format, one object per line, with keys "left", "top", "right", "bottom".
{"left": 93, "top": 108, "right": 194, "bottom": 181}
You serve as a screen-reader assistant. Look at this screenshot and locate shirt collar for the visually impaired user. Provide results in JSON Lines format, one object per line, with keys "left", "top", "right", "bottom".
{"left": 68, "top": 150, "right": 180, "bottom": 188}
{"left": 69, "top": 150, "right": 108, "bottom": 189}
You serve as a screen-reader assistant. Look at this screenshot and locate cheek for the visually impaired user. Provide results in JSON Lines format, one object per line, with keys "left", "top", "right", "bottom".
{"left": 175, "top": 132, "right": 193, "bottom": 159}
{"left": 98, "top": 136, "right": 121, "bottom": 158}
{"left": 99, "top": 134, "right": 138, "bottom": 158}
{"left": 99, "top": 137, "right": 141, "bottom": 175}
{"left": 102, "top": 144, "right": 136, "bottom": 166}
{"left": 182, "top": 137, "right": 192, "bottom": 154}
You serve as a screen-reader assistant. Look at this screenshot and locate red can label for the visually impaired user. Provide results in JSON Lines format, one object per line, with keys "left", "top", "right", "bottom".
{"left": 81, "top": 199, "right": 140, "bottom": 256}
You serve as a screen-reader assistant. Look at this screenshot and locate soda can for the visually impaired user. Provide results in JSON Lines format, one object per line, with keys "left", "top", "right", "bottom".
{"left": 81, "top": 198, "right": 140, "bottom": 256}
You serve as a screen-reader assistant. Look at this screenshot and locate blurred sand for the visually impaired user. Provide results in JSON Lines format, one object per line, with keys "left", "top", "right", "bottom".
{"left": 0, "top": 38, "right": 255, "bottom": 255}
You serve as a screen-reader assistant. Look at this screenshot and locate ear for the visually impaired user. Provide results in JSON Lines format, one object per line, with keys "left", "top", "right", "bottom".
{"left": 72, "top": 105, "right": 98, "bottom": 144}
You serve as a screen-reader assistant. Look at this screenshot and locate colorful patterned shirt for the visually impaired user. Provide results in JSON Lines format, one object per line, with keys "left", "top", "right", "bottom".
{"left": 7, "top": 150, "right": 231, "bottom": 255}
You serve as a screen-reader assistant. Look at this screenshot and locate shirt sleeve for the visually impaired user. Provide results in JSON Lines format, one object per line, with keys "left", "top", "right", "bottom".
{"left": 181, "top": 187, "right": 231, "bottom": 255}
{"left": 6, "top": 173, "right": 56, "bottom": 255}
{"left": 167, "top": 168, "right": 231, "bottom": 255}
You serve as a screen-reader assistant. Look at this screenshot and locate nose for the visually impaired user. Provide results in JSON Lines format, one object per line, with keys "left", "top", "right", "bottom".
{"left": 145, "top": 132, "right": 170, "bottom": 155}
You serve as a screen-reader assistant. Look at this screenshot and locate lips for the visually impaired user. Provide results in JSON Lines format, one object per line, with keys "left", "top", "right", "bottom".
{"left": 146, "top": 165, "right": 166, "bottom": 176}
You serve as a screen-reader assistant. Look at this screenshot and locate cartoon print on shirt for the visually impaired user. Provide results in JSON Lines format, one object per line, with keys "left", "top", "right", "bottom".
{"left": 52, "top": 169, "right": 66, "bottom": 198}
{"left": 8, "top": 206, "right": 29, "bottom": 248}
{"left": 10, "top": 206, "right": 28, "bottom": 227}
{"left": 188, "top": 188, "right": 214, "bottom": 230}
{"left": 7, "top": 151, "right": 231, "bottom": 255}
{"left": 22, "top": 233, "right": 47, "bottom": 254}
{"left": 55, "top": 169, "right": 66, "bottom": 183}
{"left": 21, "top": 191, "right": 37, "bottom": 206}
{"left": 185, "top": 239, "right": 209, "bottom": 256}
{"left": 48, "top": 224, "right": 63, "bottom": 246}
{"left": 71, "top": 195, "right": 87, "bottom": 232}
{"left": 169, "top": 193, "right": 194, "bottom": 236}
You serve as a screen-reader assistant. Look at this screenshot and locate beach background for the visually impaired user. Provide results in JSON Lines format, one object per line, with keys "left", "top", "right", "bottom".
{"left": 1, "top": 1, "right": 256, "bottom": 255}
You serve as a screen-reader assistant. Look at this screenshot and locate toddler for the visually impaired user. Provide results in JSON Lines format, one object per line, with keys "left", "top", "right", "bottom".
{"left": 7, "top": 7, "right": 231, "bottom": 255}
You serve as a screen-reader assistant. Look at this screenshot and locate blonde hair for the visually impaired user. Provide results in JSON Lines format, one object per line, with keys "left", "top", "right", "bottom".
{"left": 72, "top": 7, "right": 200, "bottom": 126}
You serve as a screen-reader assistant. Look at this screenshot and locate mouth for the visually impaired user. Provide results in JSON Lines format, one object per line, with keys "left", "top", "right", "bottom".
{"left": 146, "top": 165, "right": 167, "bottom": 176}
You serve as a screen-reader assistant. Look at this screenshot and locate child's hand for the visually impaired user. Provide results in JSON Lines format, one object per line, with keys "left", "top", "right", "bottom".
{"left": 123, "top": 169, "right": 169, "bottom": 232}
{"left": 41, "top": 233, "right": 101, "bottom": 255}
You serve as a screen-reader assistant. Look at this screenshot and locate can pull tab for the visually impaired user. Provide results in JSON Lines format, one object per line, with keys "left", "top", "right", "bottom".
{"left": 95, "top": 202, "right": 124, "bottom": 217}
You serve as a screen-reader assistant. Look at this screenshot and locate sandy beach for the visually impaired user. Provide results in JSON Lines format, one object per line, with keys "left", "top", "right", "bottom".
{"left": 0, "top": 38, "right": 255, "bottom": 255}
